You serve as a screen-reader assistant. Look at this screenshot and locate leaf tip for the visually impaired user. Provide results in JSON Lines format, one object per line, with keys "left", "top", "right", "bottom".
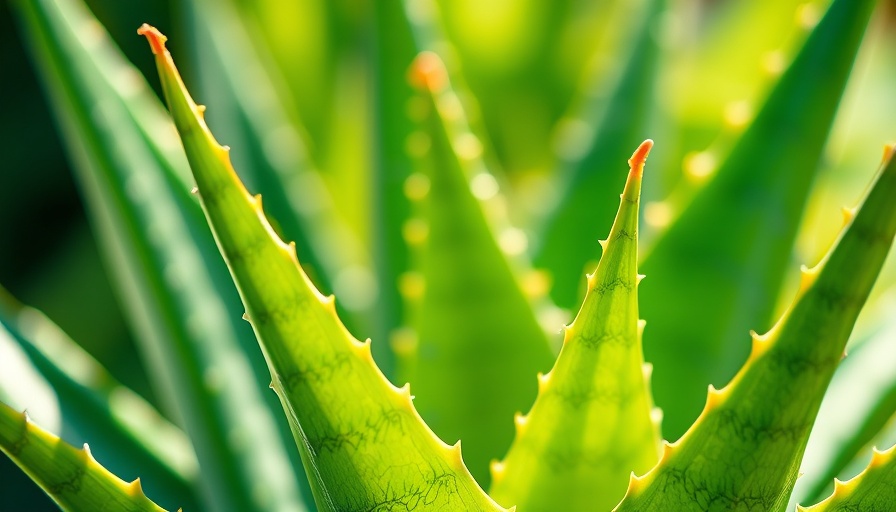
{"left": 628, "top": 139, "right": 654, "bottom": 178}
{"left": 137, "top": 24, "right": 167, "bottom": 56}
{"left": 409, "top": 51, "right": 448, "bottom": 92}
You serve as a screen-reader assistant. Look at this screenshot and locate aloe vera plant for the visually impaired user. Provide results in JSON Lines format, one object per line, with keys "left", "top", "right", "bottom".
{"left": 4, "top": 0, "right": 896, "bottom": 510}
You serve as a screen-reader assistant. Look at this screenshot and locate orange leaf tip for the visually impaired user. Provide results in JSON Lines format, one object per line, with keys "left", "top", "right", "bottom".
{"left": 137, "top": 24, "right": 168, "bottom": 56}
{"left": 628, "top": 139, "right": 654, "bottom": 177}
{"left": 408, "top": 51, "right": 448, "bottom": 92}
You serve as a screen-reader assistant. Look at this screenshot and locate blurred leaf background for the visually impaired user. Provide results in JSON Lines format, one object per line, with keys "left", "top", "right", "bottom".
{"left": 2, "top": 0, "right": 896, "bottom": 510}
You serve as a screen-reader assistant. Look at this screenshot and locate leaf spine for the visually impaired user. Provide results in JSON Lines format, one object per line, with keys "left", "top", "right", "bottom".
{"left": 537, "top": 372, "right": 551, "bottom": 393}
{"left": 749, "top": 329, "right": 771, "bottom": 360}
{"left": 799, "top": 264, "right": 818, "bottom": 292}
{"left": 513, "top": 413, "right": 528, "bottom": 436}
{"left": 641, "top": 362, "right": 653, "bottom": 380}
{"left": 450, "top": 440, "right": 465, "bottom": 470}
{"left": 626, "top": 471, "right": 643, "bottom": 494}
{"left": 704, "top": 384, "right": 725, "bottom": 411}
{"left": 650, "top": 407, "right": 663, "bottom": 426}
{"left": 883, "top": 143, "right": 894, "bottom": 163}
{"left": 660, "top": 440, "right": 674, "bottom": 461}
{"left": 841, "top": 206, "right": 857, "bottom": 226}
{"left": 489, "top": 460, "right": 506, "bottom": 485}
{"left": 127, "top": 478, "right": 145, "bottom": 497}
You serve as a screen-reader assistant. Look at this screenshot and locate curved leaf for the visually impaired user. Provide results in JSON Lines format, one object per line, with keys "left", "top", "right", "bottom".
{"left": 640, "top": 0, "right": 877, "bottom": 438}
{"left": 141, "top": 25, "right": 505, "bottom": 511}
{"left": 12, "top": 0, "right": 308, "bottom": 509}
{"left": 800, "top": 444, "right": 896, "bottom": 511}
{"left": 0, "top": 288, "right": 197, "bottom": 511}
{"left": 0, "top": 401, "right": 172, "bottom": 512}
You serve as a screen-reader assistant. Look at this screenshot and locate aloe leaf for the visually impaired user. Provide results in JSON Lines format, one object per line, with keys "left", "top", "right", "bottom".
{"left": 799, "top": 444, "right": 896, "bottom": 511}
{"left": 490, "top": 141, "right": 661, "bottom": 510}
{"left": 534, "top": 0, "right": 661, "bottom": 310}
{"left": 0, "top": 288, "right": 198, "bottom": 511}
{"left": 791, "top": 315, "right": 896, "bottom": 507}
{"left": 639, "top": 0, "right": 877, "bottom": 439}
{"left": 615, "top": 146, "right": 896, "bottom": 511}
{"left": 0, "top": 401, "right": 172, "bottom": 512}
{"left": 142, "top": 25, "right": 505, "bottom": 511}
{"left": 402, "top": 52, "right": 556, "bottom": 484}
{"left": 12, "top": 1, "right": 308, "bottom": 510}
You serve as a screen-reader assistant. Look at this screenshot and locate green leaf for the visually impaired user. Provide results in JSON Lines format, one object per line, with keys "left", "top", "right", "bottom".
{"left": 800, "top": 444, "right": 896, "bottom": 511}
{"left": 0, "top": 401, "right": 171, "bottom": 512}
{"left": 615, "top": 146, "right": 896, "bottom": 510}
{"left": 12, "top": 0, "right": 308, "bottom": 509}
{"left": 534, "top": 0, "right": 661, "bottom": 310}
{"left": 791, "top": 315, "right": 896, "bottom": 507}
{"left": 490, "top": 141, "right": 661, "bottom": 510}
{"left": 142, "top": 25, "right": 505, "bottom": 511}
{"left": 401, "top": 52, "right": 556, "bottom": 484}
{"left": 639, "top": 0, "right": 877, "bottom": 439}
{"left": 0, "top": 288, "right": 198, "bottom": 511}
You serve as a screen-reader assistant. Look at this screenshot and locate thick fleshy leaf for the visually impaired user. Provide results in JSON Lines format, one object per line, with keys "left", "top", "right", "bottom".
{"left": 402, "top": 52, "right": 556, "bottom": 484}
{"left": 640, "top": 0, "right": 877, "bottom": 438}
{"left": 12, "top": 0, "right": 308, "bottom": 510}
{"left": 615, "top": 146, "right": 896, "bottom": 510}
{"left": 490, "top": 141, "right": 661, "bottom": 510}
{"left": 0, "top": 401, "right": 171, "bottom": 512}
{"left": 141, "top": 25, "right": 506, "bottom": 511}
{"left": 791, "top": 317, "right": 896, "bottom": 507}
{"left": 800, "top": 444, "right": 896, "bottom": 511}
{"left": 534, "top": 0, "right": 661, "bottom": 310}
{"left": 0, "top": 288, "right": 197, "bottom": 511}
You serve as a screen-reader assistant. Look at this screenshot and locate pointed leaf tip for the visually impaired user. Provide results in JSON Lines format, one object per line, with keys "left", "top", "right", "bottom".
{"left": 408, "top": 51, "right": 447, "bottom": 92}
{"left": 137, "top": 24, "right": 167, "bottom": 56}
{"left": 628, "top": 139, "right": 653, "bottom": 177}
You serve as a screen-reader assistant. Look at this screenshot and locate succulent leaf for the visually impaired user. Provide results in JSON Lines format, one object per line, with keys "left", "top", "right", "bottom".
{"left": 0, "top": 401, "right": 172, "bottom": 512}
{"left": 794, "top": 317, "right": 896, "bottom": 506}
{"left": 12, "top": 1, "right": 310, "bottom": 510}
{"left": 640, "top": 0, "right": 877, "bottom": 438}
{"left": 402, "top": 51, "right": 556, "bottom": 484}
{"left": 490, "top": 140, "right": 661, "bottom": 510}
{"left": 615, "top": 146, "right": 896, "bottom": 511}
{"left": 141, "top": 25, "right": 506, "bottom": 511}
{"left": 800, "top": 444, "right": 896, "bottom": 511}
{"left": 0, "top": 289, "right": 197, "bottom": 511}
